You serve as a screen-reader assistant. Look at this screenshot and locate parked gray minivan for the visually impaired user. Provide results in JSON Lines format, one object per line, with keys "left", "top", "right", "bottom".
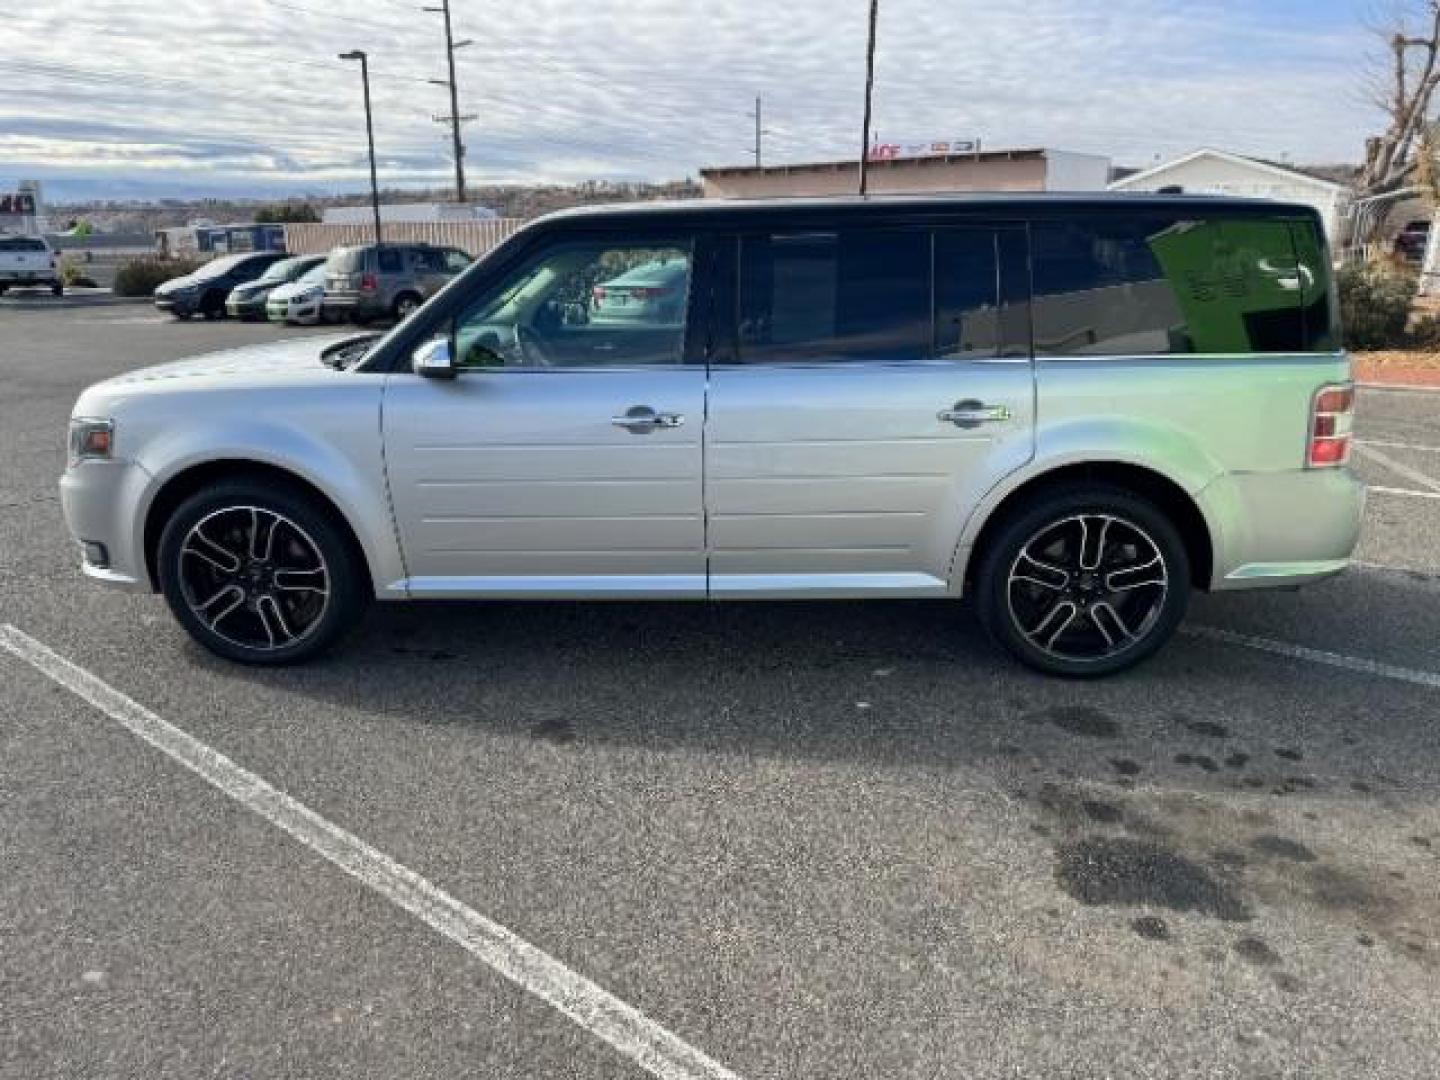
{"left": 61, "top": 195, "right": 1361, "bottom": 676}
{"left": 322, "top": 242, "right": 471, "bottom": 324}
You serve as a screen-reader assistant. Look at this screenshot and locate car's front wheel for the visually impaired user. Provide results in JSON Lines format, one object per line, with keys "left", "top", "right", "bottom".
{"left": 157, "top": 480, "right": 368, "bottom": 664}
{"left": 973, "top": 485, "right": 1190, "bottom": 678}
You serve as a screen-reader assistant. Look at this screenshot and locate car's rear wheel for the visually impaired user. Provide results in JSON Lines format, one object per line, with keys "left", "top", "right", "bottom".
{"left": 157, "top": 480, "right": 368, "bottom": 664}
{"left": 392, "top": 292, "right": 422, "bottom": 321}
{"left": 973, "top": 484, "right": 1190, "bottom": 678}
{"left": 51, "top": 282, "right": 64, "bottom": 297}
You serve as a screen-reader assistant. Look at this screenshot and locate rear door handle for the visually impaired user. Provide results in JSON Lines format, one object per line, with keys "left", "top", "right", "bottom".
{"left": 611, "top": 406, "right": 684, "bottom": 433}
{"left": 938, "top": 400, "right": 1012, "bottom": 428}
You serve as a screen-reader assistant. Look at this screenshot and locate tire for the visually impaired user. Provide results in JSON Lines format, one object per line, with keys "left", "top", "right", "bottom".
{"left": 200, "top": 291, "right": 226, "bottom": 320}
{"left": 392, "top": 292, "right": 422, "bottom": 322}
{"left": 51, "top": 282, "right": 64, "bottom": 297}
{"left": 973, "top": 484, "right": 1190, "bottom": 678}
{"left": 157, "top": 479, "right": 369, "bottom": 665}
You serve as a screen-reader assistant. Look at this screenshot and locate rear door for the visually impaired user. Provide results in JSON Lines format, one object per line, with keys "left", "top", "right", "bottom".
{"left": 704, "top": 222, "right": 1035, "bottom": 597}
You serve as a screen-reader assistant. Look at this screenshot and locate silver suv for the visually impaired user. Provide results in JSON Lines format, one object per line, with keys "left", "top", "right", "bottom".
{"left": 322, "top": 242, "right": 471, "bottom": 324}
{"left": 61, "top": 195, "right": 1362, "bottom": 676}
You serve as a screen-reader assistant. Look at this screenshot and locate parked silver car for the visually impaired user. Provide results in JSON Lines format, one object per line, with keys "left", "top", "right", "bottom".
{"left": 321, "top": 242, "right": 471, "bottom": 324}
{"left": 61, "top": 195, "right": 1362, "bottom": 676}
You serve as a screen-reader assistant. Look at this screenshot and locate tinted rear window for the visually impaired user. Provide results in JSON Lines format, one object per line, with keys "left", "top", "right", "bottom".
{"left": 328, "top": 247, "right": 367, "bottom": 273}
{"left": 1030, "top": 215, "right": 1321, "bottom": 356}
{"left": 738, "top": 229, "right": 930, "bottom": 362}
{"left": 0, "top": 237, "right": 47, "bottom": 251}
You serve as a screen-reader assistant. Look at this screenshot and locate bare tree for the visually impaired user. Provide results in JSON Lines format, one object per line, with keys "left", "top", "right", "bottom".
{"left": 1351, "top": 2, "right": 1440, "bottom": 251}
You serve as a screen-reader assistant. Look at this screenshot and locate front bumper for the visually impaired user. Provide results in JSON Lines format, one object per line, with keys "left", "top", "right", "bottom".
{"left": 227, "top": 296, "right": 267, "bottom": 319}
{"left": 1198, "top": 467, "right": 1366, "bottom": 591}
{"left": 60, "top": 459, "right": 154, "bottom": 592}
{"left": 155, "top": 295, "right": 197, "bottom": 317}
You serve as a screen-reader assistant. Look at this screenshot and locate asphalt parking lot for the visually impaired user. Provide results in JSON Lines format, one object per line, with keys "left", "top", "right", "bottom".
{"left": 3, "top": 305, "right": 1439, "bottom": 1079}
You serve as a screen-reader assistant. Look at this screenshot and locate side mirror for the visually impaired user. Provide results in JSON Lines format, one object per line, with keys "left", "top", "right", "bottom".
{"left": 412, "top": 336, "right": 457, "bottom": 379}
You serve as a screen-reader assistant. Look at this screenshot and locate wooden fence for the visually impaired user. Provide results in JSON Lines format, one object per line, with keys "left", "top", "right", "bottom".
{"left": 283, "top": 219, "right": 525, "bottom": 258}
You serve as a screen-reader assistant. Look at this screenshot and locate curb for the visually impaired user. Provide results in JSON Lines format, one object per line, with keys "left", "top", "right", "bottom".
{"left": 0, "top": 291, "right": 151, "bottom": 309}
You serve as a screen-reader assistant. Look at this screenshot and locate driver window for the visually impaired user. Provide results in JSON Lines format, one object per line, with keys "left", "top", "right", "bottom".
{"left": 452, "top": 240, "right": 692, "bottom": 369}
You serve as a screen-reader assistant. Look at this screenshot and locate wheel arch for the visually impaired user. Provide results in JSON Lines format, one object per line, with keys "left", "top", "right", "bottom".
{"left": 143, "top": 460, "right": 375, "bottom": 596}
{"left": 958, "top": 461, "right": 1215, "bottom": 593}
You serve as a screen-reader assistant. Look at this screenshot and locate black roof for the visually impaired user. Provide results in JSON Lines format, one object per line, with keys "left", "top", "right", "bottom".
{"left": 536, "top": 192, "right": 1324, "bottom": 230}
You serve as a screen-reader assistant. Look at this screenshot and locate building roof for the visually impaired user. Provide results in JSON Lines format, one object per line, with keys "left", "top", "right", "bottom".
{"left": 1109, "top": 148, "right": 1351, "bottom": 192}
{"left": 700, "top": 148, "right": 1051, "bottom": 179}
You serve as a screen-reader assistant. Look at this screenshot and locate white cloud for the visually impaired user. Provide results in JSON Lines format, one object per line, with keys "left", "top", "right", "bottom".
{"left": 0, "top": 0, "right": 1376, "bottom": 198}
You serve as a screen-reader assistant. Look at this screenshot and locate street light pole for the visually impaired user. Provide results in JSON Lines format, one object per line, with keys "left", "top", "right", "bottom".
{"left": 857, "top": 0, "right": 878, "bottom": 195}
{"left": 339, "top": 50, "right": 383, "bottom": 246}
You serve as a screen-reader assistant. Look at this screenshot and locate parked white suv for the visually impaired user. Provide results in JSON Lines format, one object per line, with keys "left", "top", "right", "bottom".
{"left": 60, "top": 195, "right": 1363, "bottom": 676}
{"left": 0, "top": 234, "right": 62, "bottom": 296}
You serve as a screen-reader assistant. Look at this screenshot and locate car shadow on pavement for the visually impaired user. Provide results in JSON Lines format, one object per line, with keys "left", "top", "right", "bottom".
{"left": 180, "top": 594, "right": 1440, "bottom": 995}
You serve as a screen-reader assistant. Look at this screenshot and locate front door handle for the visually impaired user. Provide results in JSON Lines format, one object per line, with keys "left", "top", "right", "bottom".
{"left": 611, "top": 406, "right": 685, "bottom": 433}
{"left": 938, "top": 399, "right": 1012, "bottom": 428}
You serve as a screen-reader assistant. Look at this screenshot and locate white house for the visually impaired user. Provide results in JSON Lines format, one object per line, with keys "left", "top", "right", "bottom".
{"left": 1108, "top": 148, "right": 1350, "bottom": 242}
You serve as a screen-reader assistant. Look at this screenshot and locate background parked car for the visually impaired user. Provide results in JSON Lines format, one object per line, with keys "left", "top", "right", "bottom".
{"left": 225, "top": 253, "right": 326, "bottom": 320}
{"left": 589, "top": 256, "right": 690, "bottom": 326}
{"left": 0, "top": 234, "right": 62, "bottom": 296}
{"left": 322, "top": 242, "right": 471, "bottom": 325}
{"left": 154, "top": 251, "right": 289, "bottom": 320}
{"left": 265, "top": 261, "right": 330, "bottom": 325}
{"left": 1394, "top": 219, "right": 1431, "bottom": 265}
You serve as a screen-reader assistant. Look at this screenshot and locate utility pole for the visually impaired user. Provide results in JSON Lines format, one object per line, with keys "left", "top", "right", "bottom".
{"left": 857, "top": 0, "right": 879, "bottom": 195}
{"left": 338, "top": 50, "right": 383, "bottom": 246}
{"left": 748, "top": 95, "right": 765, "bottom": 167}
{"left": 424, "top": 0, "right": 473, "bottom": 203}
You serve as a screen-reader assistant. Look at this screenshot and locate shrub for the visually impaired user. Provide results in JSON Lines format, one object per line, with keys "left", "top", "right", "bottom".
{"left": 58, "top": 256, "right": 97, "bottom": 289}
{"left": 113, "top": 255, "right": 203, "bottom": 297}
{"left": 1338, "top": 262, "right": 1416, "bottom": 350}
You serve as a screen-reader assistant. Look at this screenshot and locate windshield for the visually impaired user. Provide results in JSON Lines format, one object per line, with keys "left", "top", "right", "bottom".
{"left": 256, "top": 256, "right": 313, "bottom": 284}
{"left": 193, "top": 254, "right": 250, "bottom": 280}
{"left": 297, "top": 262, "right": 328, "bottom": 285}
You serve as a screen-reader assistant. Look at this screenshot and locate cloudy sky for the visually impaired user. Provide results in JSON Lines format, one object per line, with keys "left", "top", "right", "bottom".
{"left": 1, "top": 0, "right": 1384, "bottom": 200}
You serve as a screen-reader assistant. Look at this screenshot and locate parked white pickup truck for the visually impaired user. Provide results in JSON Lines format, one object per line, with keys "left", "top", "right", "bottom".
{"left": 0, "top": 234, "right": 62, "bottom": 296}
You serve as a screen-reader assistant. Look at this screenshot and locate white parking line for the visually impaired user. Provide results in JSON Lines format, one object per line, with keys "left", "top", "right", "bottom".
{"left": 1354, "top": 443, "right": 1440, "bottom": 493}
{"left": 1368, "top": 485, "right": 1440, "bottom": 502}
{"left": 1357, "top": 438, "right": 1440, "bottom": 455}
{"left": 1181, "top": 625, "right": 1440, "bottom": 690}
{"left": 0, "top": 623, "right": 743, "bottom": 1080}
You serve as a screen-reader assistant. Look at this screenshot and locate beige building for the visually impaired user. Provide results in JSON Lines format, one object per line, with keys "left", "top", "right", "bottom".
{"left": 700, "top": 148, "right": 1112, "bottom": 199}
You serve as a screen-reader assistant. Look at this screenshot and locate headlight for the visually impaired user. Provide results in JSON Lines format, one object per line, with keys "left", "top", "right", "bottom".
{"left": 68, "top": 417, "right": 114, "bottom": 466}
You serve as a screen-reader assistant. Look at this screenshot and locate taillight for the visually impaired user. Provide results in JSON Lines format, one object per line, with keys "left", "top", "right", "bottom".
{"left": 1308, "top": 383, "right": 1354, "bottom": 468}
{"left": 592, "top": 286, "right": 607, "bottom": 302}
{"left": 360, "top": 273, "right": 378, "bottom": 292}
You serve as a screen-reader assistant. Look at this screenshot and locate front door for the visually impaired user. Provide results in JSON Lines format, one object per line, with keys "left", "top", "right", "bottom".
{"left": 382, "top": 235, "right": 707, "bottom": 597}
{"left": 704, "top": 223, "right": 1035, "bottom": 597}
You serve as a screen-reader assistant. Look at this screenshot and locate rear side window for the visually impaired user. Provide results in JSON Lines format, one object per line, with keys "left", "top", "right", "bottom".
{"left": 1031, "top": 216, "right": 1315, "bottom": 356}
{"left": 1290, "top": 220, "right": 1341, "bottom": 352}
{"left": 738, "top": 229, "right": 929, "bottom": 362}
{"left": 378, "top": 248, "right": 403, "bottom": 273}
{"left": 935, "top": 227, "right": 1028, "bottom": 359}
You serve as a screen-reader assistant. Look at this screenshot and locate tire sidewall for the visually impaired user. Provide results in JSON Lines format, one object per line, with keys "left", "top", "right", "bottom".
{"left": 975, "top": 485, "right": 1191, "bottom": 678}
{"left": 156, "top": 481, "right": 366, "bottom": 664}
